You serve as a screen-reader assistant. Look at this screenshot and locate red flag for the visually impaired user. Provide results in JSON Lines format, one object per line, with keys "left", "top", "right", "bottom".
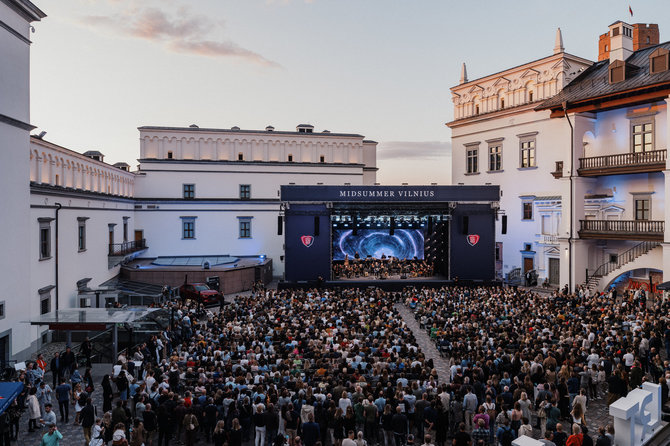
{"left": 629, "top": 5, "right": 633, "bottom": 16}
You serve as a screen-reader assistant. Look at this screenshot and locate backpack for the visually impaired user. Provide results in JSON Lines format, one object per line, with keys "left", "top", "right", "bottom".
{"left": 500, "top": 427, "right": 514, "bottom": 446}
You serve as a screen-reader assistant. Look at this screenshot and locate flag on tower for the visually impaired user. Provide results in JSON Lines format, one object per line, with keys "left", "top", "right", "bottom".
{"left": 629, "top": 5, "right": 633, "bottom": 16}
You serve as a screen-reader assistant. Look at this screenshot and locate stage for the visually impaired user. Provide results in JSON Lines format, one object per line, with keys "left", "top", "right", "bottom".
{"left": 281, "top": 185, "right": 501, "bottom": 286}
{"left": 277, "top": 276, "right": 500, "bottom": 291}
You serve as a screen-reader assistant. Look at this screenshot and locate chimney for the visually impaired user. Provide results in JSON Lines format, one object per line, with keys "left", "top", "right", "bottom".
{"left": 608, "top": 21, "right": 634, "bottom": 63}
{"left": 599, "top": 22, "right": 660, "bottom": 61}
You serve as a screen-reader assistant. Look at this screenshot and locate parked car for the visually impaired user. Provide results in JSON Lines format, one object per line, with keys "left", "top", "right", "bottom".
{"left": 178, "top": 283, "right": 221, "bottom": 305}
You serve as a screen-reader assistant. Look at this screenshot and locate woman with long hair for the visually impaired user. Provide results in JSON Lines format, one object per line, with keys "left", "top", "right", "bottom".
{"left": 73, "top": 382, "right": 84, "bottom": 425}
{"left": 333, "top": 407, "right": 345, "bottom": 446}
{"left": 229, "top": 418, "right": 243, "bottom": 446}
{"left": 102, "top": 374, "right": 113, "bottom": 413}
{"left": 212, "top": 420, "right": 227, "bottom": 446}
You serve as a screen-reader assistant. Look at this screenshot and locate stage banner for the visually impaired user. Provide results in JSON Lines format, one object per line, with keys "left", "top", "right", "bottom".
{"left": 284, "top": 204, "right": 332, "bottom": 282}
{"left": 450, "top": 204, "right": 496, "bottom": 281}
{"left": 281, "top": 185, "right": 499, "bottom": 203}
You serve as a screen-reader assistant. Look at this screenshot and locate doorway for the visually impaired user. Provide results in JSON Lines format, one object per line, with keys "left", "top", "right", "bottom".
{"left": 523, "top": 257, "right": 534, "bottom": 273}
{"left": 134, "top": 230, "right": 143, "bottom": 242}
{"left": 549, "top": 258, "right": 560, "bottom": 285}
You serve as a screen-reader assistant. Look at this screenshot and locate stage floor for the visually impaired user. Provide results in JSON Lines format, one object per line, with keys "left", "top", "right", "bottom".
{"left": 333, "top": 274, "right": 447, "bottom": 282}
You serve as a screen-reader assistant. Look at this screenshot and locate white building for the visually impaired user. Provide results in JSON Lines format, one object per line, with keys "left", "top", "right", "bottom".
{"left": 134, "top": 124, "right": 377, "bottom": 277}
{"left": 0, "top": 0, "right": 45, "bottom": 360}
{"left": 450, "top": 23, "right": 670, "bottom": 293}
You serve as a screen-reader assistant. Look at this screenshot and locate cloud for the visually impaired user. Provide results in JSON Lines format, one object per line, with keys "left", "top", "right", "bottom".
{"left": 79, "top": 6, "right": 279, "bottom": 67}
{"left": 377, "top": 141, "right": 451, "bottom": 161}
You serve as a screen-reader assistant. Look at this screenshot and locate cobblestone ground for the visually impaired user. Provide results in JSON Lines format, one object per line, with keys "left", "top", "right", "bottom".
{"left": 395, "top": 303, "right": 452, "bottom": 383}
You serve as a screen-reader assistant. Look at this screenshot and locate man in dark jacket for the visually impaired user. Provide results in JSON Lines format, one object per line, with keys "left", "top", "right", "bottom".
{"left": 50, "top": 353, "right": 61, "bottom": 388}
{"left": 302, "top": 413, "right": 320, "bottom": 446}
{"left": 80, "top": 398, "right": 95, "bottom": 444}
{"left": 391, "top": 406, "right": 408, "bottom": 446}
{"left": 61, "top": 347, "right": 76, "bottom": 379}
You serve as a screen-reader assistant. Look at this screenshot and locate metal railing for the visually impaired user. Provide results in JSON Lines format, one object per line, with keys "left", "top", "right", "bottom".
{"left": 579, "top": 219, "right": 664, "bottom": 235}
{"left": 109, "top": 239, "right": 146, "bottom": 256}
{"left": 579, "top": 149, "right": 666, "bottom": 171}
{"left": 539, "top": 234, "right": 558, "bottom": 244}
{"left": 586, "top": 240, "right": 661, "bottom": 282}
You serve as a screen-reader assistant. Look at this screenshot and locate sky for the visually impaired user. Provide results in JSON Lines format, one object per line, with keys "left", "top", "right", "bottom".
{"left": 29, "top": 0, "right": 670, "bottom": 184}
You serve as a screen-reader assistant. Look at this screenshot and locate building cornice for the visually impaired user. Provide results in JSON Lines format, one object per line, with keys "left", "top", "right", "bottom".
{"left": 138, "top": 126, "right": 366, "bottom": 140}
{"left": 137, "top": 158, "right": 366, "bottom": 168}
{"left": 1, "top": 0, "right": 46, "bottom": 23}
{"left": 451, "top": 52, "right": 593, "bottom": 93}
{"left": 31, "top": 136, "right": 136, "bottom": 177}
{"left": 0, "top": 112, "right": 35, "bottom": 131}
{"left": 30, "top": 182, "right": 135, "bottom": 202}
{"left": 447, "top": 102, "right": 548, "bottom": 128}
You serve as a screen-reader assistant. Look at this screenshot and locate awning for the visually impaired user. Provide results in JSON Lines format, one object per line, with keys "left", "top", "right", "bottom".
{"left": 0, "top": 382, "right": 23, "bottom": 415}
{"left": 656, "top": 281, "right": 670, "bottom": 291}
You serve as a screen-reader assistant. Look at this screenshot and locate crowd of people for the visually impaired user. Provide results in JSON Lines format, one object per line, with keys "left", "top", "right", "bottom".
{"left": 4, "top": 283, "right": 670, "bottom": 446}
{"left": 333, "top": 257, "right": 434, "bottom": 280}
{"left": 410, "top": 285, "right": 670, "bottom": 445}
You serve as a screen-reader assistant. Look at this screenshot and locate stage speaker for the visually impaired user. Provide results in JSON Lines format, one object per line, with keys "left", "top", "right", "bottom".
{"left": 462, "top": 216, "right": 469, "bottom": 234}
{"left": 353, "top": 215, "right": 358, "bottom": 235}
{"left": 502, "top": 215, "right": 507, "bottom": 234}
{"left": 390, "top": 217, "right": 395, "bottom": 236}
{"left": 314, "top": 216, "right": 320, "bottom": 236}
{"left": 277, "top": 215, "right": 283, "bottom": 235}
{"left": 427, "top": 216, "right": 433, "bottom": 233}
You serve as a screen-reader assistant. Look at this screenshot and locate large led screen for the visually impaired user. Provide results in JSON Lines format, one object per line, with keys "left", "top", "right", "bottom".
{"left": 332, "top": 229, "right": 424, "bottom": 261}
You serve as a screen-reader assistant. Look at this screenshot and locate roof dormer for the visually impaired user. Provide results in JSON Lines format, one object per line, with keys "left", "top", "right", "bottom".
{"left": 649, "top": 47, "right": 669, "bottom": 75}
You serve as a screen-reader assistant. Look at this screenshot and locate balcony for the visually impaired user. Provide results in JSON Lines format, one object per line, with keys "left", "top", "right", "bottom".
{"left": 578, "top": 220, "right": 664, "bottom": 241}
{"left": 578, "top": 149, "right": 666, "bottom": 177}
{"left": 108, "top": 239, "right": 147, "bottom": 269}
{"left": 538, "top": 234, "right": 559, "bottom": 244}
{"left": 109, "top": 239, "right": 147, "bottom": 256}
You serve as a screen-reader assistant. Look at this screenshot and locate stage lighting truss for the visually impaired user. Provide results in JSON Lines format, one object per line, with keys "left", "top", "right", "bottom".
{"left": 330, "top": 213, "right": 452, "bottom": 230}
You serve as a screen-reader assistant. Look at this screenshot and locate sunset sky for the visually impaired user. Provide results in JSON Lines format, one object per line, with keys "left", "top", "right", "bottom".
{"left": 29, "top": 0, "right": 670, "bottom": 184}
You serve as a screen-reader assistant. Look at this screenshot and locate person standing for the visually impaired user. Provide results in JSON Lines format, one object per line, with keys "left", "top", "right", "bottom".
{"left": 81, "top": 338, "right": 92, "bottom": 368}
{"left": 54, "top": 378, "right": 71, "bottom": 424}
{"left": 391, "top": 406, "right": 408, "bottom": 446}
{"left": 183, "top": 408, "right": 199, "bottom": 446}
{"left": 50, "top": 353, "right": 61, "bottom": 389}
{"left": 26, "top": 387, "right": 41, "bottom": 432}
{"left": 61, "top": 347, "right": 76, "bottom": 380}
{"left": 80, "top": 398, "right": 96, "bottom": 444}
{"left": 101, "top": 375, "right": 113, "bottom": 413}
{"left": 39, "top": 424, "right": 63, "bottom": 446}
{"left": 36, "top": 381, "right": 53, "bottom": 418}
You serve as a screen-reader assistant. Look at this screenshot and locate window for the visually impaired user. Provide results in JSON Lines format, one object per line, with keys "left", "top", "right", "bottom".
{"left": 40, "top": 295, "right": 50, "bottom": 315}
{"left": 522, "top": 202, "right": 533, "bottom": 220}
{"left": 288, "top": 154, "right": 294, "bottom": 162}
{"left": 239, "top": 220, "right": 252, "bottom": 238}
{"left": 181, "top": 217, "right": 197, "bottom": 239}
{"left": 238, "top": 152, "right": 244, "bottom": 161}
{"left": 167, "top": 151, "right": 173, "bottom": 159}
{"left": 38, "top": 218, "right": 53, "bottom": 260}
{"left": 239, "top": 184, "right": 251, "bottom": 200}
{"left": 466, "top": 148, "right": 478, "bottom": 174}
{"left": 635, "top": 198, "right": 650, "bottom": 221}
{"left": 520, "top": 140, "right": 536, "bottom": 167}
{"left": 609, "top": 60, "right": 625, "bottom": 84}
{"left": 123, "top": 217, "right": 129, "bottom": 242}
{"left": 488, "top": 145, "right": 502, "bottom": 171}
{"left": 541, "top": 215, "right": 551, "bottom": 234}
{"left": 612, "top": 26, "right": 620, "bottom": 37}
{"left": 528, "top": 90, "right": 533, "bottom": 102}
{"left": 38, "top": 286, "right": 54, "bottom": 315}
{"left": 475, "top": 104, "right": 480, "bottom": 115}
{"left": 649, "top": 48, "right": 669, "bottom": 74}
{"left": 77, "top": 217, "right": 88, "bottom": 251}
{"left": 500, "top": 97, "right": 505, "bottom": 109}
{"left": 632, "top": 122, "right": 653, "bottom": 152}
{"left": 320, "top": 155, "right": 325, "bottom": 163}
{"left": 183, "top": 184, "right": 195, "bottom": 199}
{"left": 0, "top": 301, "right": 5, "bottom": 320}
